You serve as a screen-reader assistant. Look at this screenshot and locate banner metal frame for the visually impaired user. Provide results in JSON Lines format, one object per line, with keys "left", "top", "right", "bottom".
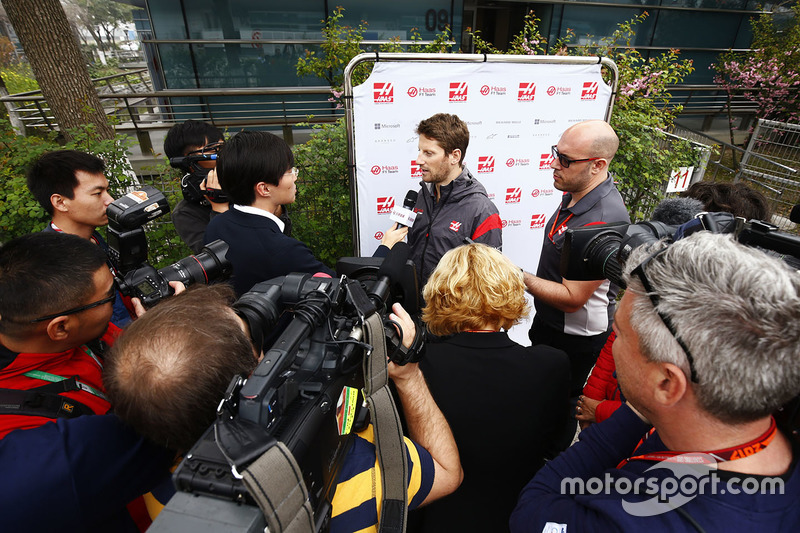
{"left": 343, "top": 52, "right": 618, "bottom": 253}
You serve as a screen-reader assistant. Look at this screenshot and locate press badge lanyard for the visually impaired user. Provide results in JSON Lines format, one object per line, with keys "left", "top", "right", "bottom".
{"left": 548, "top": 211, "right": 573, "bottom": 242}
{"left": 23, "top": 344, "right": 108, "bottom": 401}
{"left": 617, "top": 416, "right": 778, "bottom": 468}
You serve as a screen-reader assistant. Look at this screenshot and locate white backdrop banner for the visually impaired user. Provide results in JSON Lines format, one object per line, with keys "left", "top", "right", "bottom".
{"left": 350, "top": 59, "right": 614, "bottom": 344}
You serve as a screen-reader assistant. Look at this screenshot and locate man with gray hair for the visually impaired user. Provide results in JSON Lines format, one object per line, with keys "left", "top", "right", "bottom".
{"left": 511, "top": 232, "right": 800, "bottom": 531}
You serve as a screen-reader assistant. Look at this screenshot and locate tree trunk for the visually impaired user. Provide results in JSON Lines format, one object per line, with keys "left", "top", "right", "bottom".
{"left": 2, "top": 0, "right": 114, "bottom": 141}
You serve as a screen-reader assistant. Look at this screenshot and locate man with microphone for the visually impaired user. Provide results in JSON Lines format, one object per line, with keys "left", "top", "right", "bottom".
{"left": 403, "top": 113, "right": 503, "bottom": 285}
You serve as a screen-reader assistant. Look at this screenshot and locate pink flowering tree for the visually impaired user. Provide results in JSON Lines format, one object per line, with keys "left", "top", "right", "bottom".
{"left": 714, "top": 5, "right": 800, "bottom": 130}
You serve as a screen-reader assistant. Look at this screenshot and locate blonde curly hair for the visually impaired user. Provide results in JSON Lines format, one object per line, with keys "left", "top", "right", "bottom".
{"left": 422, "top": 243, "right": 529, "bottom": 336}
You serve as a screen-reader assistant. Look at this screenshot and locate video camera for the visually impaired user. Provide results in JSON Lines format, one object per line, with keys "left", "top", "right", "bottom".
{"left": 169, "top": 144, "right": 228, "bottom": 204}
{"left": 106, "top": 185, "right": 232, "bottom": 307}
{"left": 150, "top": 244, "right": 421, "bottom": 532}
{"left": 561, "top": 211, "right": 800, "bottom": 288}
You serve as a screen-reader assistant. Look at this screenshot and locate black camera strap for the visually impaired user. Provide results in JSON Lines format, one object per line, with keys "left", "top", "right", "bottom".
{"left": 362, "top": 311, "right": 409, "bottom": 533}
{"left": 0, "top": 387, "right": 94, "bottom": 419}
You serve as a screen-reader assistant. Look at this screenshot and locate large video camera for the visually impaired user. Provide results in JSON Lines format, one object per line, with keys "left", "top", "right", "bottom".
{"left": 106, "top": 185, "right": 232, "bottom": 307}
{"left": 150, "top": 245, "right": 421, "bottom": 532}
{"left": 561, "top": 212, "right": 800, "bottom": 288}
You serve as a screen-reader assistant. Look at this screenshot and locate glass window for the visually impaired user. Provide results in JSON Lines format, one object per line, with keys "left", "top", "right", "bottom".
{"left": 652, "top": 11, "right": 743, "bottom": 48}
{"left": 340, "top": 0, "right": 463, "bottom": 42}
{"left": 561, "top": 6, "right": 656, "bottom": 47}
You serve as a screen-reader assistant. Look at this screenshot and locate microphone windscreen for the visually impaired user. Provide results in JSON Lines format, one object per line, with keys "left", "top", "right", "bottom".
{"left": 652, "top": 197, "right": 705, "bottom": 225}
{"left": 403, "top": 190, "right": 418, "bottom": 209}
{"left": 377, "top": 242, "right": 410, "bottom": 283}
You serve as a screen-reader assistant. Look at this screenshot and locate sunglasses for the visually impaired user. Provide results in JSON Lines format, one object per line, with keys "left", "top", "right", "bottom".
{"left": 630, "top": 247, "right": 699, "bottom": 383}
{"left": 28, "top": 290, "right": 117, "bottom": 324}
{"left": 551, "top": 145, "right": 603, "bottom": 168}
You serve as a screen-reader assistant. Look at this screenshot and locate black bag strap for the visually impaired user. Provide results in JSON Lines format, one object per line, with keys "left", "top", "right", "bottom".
{"left": 0, "top": 388, "right": 94, "bottom": 419}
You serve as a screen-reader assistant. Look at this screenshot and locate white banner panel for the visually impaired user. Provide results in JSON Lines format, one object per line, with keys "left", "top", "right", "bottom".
{"left": 351, "top": 59, "right": 613, "bottom": 344}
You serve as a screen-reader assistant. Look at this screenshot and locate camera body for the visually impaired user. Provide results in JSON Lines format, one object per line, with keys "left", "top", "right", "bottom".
{"left": 153, "top": 248, "right": 420, "bottom": 532}
{"left": 561, "top": 212, "right": 800, "bottom": 288}
{"left": 106, "top": 185, "right": 232, "bottom": 306}
{"left": 169, "top": 153, "right": 228, "bottom": 204}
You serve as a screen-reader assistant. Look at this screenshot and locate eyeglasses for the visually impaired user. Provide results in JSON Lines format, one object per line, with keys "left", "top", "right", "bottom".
{"left": 551, "top": 145, "right": 603, "bottom": 168}
{"left": 28, "top": 291, "right": 117, "bottom": 324}
{"left": 188, "top": 141, "right": 223, "bottom": 156}
{"left": 631, "top": 247, "right": 699, "bottom": 383}
{"left": 286, "top": 167, "right": 299, "bottom": 177}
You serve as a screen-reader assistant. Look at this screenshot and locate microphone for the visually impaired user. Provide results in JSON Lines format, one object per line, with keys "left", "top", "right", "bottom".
{"left": 369, "top": 242, "right": 411, "bottom": 306}
{"left": 389, "top": 190, "right": 418, "bottom": 228}
{"left": 651, "top": 197, "right": 705, "bottom": 225}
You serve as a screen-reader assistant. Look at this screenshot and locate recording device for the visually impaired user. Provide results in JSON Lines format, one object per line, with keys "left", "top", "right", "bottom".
{"left": 170, "top": 152, "right": 228, "bottom": 204}
{"left": 107, "top": 186, "right": 171, "bottom": 272}
{"left": 562, "top": 211, "right": 800, "bottom": 288}
{"left": 389, "top": 190, "right": 418, "bottom": 228}
{"left": 116, "top": 240, "right": 232, "bottom": 308}
{"left": 151, "top": 244, "right": 422, "bottom": 532}
{"left": 106, "top": 185, "right": 232, "bottom": 307}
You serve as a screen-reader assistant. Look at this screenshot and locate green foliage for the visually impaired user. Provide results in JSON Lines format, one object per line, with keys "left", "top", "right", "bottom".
{"left": 0, "top": 118, "right": 136, "bottom": 242}
{"left": 570, "top": 12, "right": 696, "bottom": 219}
{"left": 296, "top": 6, "right": 369, "bottom": 89}
{"left": 292, "top": 119, "right": 353, "bottom": 265}
{"left": 0, "top": 63, "right": 39, "bottom": 94}
{"left": 135, "top": 160, "right": 193, "bottom": 267}
{"left": 87, "top": 57, "right": 123, "bottom": 79}
{"left": 297, "top": 7, "right": 454, "bottom": 107}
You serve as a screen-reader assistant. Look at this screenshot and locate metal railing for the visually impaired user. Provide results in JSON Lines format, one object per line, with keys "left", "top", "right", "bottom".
{"left": 0, "top": 72, "right": 343, "bottom": 152}
{"left": 670, "top": 120, "right": 800, "bottom": 233}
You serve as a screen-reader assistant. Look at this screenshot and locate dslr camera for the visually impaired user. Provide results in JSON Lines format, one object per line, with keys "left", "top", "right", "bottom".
{"left": 106, "top": 185, "right": 232, "bottom": 307}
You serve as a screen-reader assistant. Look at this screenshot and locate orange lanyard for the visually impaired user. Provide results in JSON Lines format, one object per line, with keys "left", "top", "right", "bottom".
{"left": 617, "top": 416, "right": 778, "bottom": 468}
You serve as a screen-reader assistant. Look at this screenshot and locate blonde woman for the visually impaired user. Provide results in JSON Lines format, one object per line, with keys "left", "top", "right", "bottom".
{"left": 411, "top": 244, "right": 570, "bottom": 533}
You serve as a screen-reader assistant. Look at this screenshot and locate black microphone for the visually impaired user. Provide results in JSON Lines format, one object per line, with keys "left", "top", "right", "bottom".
{"left": 651, "top": 197, "right": 705, "bottom": 225}
{"left": 389, "top": 190, "right": 418, "bottom": 228}
{"left": 369, "top": 242, "right": 411, "bottom": 306}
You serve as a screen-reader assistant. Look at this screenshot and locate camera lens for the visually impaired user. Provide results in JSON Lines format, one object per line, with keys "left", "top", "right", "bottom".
{"left": 158, "top": 239, "right": 231, "bottom": 287}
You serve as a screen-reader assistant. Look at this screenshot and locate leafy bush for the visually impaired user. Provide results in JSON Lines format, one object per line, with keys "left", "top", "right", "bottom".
{"left": 569, "top": 13, "right": 697, "bottom": 219}
{"left": 1, "top": 63, "right": 39, "bottom": 94}
{"left": 292, "top": 119, "right": 353, "bottom": 265}
{"left": 0, "top": 118, "right": 129, "bottom": 232}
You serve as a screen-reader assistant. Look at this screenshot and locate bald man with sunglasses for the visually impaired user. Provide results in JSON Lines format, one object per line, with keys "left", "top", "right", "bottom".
{"left": 522, "top": 120, "right": 629, "bottom": 445}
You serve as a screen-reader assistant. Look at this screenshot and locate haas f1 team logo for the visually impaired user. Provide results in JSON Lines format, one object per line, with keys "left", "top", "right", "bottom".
{"left": 411, "top": 161, "right": 423, "bottom": 178}
{"left": 581, "top": 81, "right": 599, "bottom": 101}
{"left": 377, "top": 197, "right": 395, "bottom": 214}
{"left": 477, "top": 156, "right": 495, "bottom": 173}
{"left": 540, "top": 154, "right": 555, "bottom": 170}
{"left": 530, "top": 214, "right": 547, "bottom": 229}
{"left": 374, "top": 82, "right": 394, "bottom": 103}
{"left": 506, "top": 188, "right": 522, "bottom": 204}
{"left": 449, "top": 82, "right": 468, "bottom": 102}
{"left": 449, "top": 220, "right": 462, "bottom": 232}
{"left": 518, "top": 82, "right": 536, "bottom": 101}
